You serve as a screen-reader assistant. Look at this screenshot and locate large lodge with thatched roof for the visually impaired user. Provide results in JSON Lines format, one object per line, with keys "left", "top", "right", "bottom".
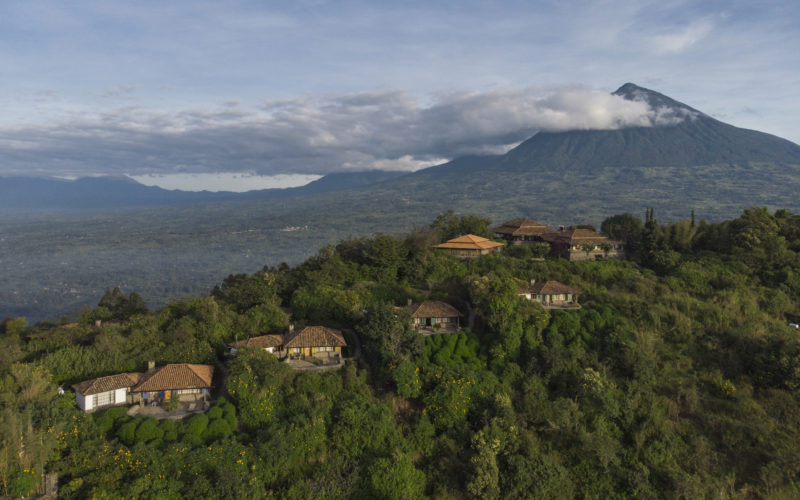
{"left": 432, "top": 234, "right": 504, "bottom": 259}
{"left": 492, "top": 217, "right": 624, "bottom": 261}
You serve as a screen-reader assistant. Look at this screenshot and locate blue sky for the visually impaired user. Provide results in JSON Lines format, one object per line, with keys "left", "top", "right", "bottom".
{"left": 1, "top": 0, "right": 798, "bottom": 188}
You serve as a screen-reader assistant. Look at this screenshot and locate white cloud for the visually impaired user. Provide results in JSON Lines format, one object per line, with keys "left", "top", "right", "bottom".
{"left": 0, "top": 85, "right": 700, "bottom": 177}
{"left": 649, "top": 20, "right": 713, "bottom": 54}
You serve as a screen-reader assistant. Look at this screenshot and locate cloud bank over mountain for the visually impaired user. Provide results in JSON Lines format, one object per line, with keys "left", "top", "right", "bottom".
{"left": 0, "top": 86, "right": 699, "bottom": 177}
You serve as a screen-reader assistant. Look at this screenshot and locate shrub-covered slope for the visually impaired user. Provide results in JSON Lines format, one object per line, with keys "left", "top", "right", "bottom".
{"left": 3, "top": 208, "right": 800, "bottom": 497}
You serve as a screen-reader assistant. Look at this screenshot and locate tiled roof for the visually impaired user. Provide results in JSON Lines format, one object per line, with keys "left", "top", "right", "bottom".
{"left": 492, "top": 218, "right": 551, "bottom": 236}
{"left": 72, "top": 372, "right": 142, "bottom": 396}
{"left": 541, "top": 229, "right": 618, "bottom": 245}
{"left": 408, "top": 300, "right": 462, "bottom": 318}
{"left": 132, "top": 364, "right": 214, "bottom": 392}
{"left": 564, "top": 229, "right": 611, "bottom": 244}
{"left": 283, "top": 326, "right": 347, "bottom": 348}
{"left": 433, "top": 234, "right": 505, "bottom": 250}
{"left": 228, "top": 334, "right": 283, "bottom": 349}
{"left": 520, "top": 280, "right": 581, "bottom": 295}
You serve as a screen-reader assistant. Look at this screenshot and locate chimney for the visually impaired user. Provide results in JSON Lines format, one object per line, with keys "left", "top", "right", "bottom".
{"left": 288, "top": 324, "right": 295, "bottom": 333}
{"left": 530, "top": 279, "right": 536, "bottom": 286}
{"left": 147, "top": 361, "right": 156, "bottom": 372}
{"left": 407, "top": 298, "right": 413, "bottom": 306}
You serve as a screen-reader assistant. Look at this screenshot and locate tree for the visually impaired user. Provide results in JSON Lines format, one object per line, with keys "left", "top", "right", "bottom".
{"left": 662, "top": 220, "right": 697, "bottom": 253}
{"left": 530, "top": 242, "right": 552, "bottom": 259}
{"left": 212, "top": 272, "right": 282, "bottom": 312}
{"left": 97, "top": 286, "right": 148, "bottom": 320}
{"left": 730, "top": 207, "right": 787, "bottom": 269}
{"left": 134, "top": 418, "right": 164, "bottom": 443}
{"left": 601, "top": 213, "right": 644, "bottom": 256}
{"left": 331, "top": 393, "right": 401, "bottom": 458}
{"left": 0, "top": 317, "right": 26, "bottom": 336}
{"left": 364, "top": 454, "right": 425, "bottom": 500}
{"left": 504, "top": 244, "right": 533, "bottom": 259}
{"left": 467, "top": 428, "right": 502, "bottom": 499}
{"left": 357, "top": 303, "right": 422, "bottom": 371}
{"left": 393, "top": 360, "right": 422, "bottom": 398}
{"left": 430, "top": 210, "right": 492, "bottom": 240}
{"left": 227, "top": 347, "right": 294, "bottom": 429}
{"left": 600, "top": 242, "right": 614, "bottom": 258}
{"left": 470, "top": 274, "right": 526, "bottom": 358}
{"left": 423, "top": 371, "right": 475, "bottom": 430}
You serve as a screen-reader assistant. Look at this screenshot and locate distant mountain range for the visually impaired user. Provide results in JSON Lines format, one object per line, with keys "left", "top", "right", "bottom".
{"left": 344, "top": 82, "right": 800, "bottom": 224}
{"left": 0, "top": 170, "right": 407, "bottom": 211}
{"left": 5, "top": 83, "right": 800, "bottom": 221}
{"left": 5, "top": 82, "right": 800, "bottom": 322}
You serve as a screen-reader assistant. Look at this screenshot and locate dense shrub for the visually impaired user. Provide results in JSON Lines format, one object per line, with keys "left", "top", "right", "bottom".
{"left": 117, "top": 419, "right": 139, "bottom": 446}
{"left": 184, "top": 413, "right": 209, "bottom": 437}
{"left": 134, "top": 418, "right": 164, "bottom": 443}
{"left": 204, "top": 418, "right": 233, "bottom": 442}
{"left": 159, "top": 419, "right": 178, "bottom": 442}
{"left": 207, "top": 406, "right": 223, "bottom": 420}
{"left": 7, "top": 467, "right": 36, "bottom": 498}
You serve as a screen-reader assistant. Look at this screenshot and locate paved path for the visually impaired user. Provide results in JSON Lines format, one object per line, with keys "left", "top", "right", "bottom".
{"left": 286, "top": 358, "right": 345, "bottom": 372}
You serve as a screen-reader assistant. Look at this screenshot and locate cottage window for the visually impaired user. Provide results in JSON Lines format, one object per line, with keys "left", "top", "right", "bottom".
{"left": 94, "top": 391, "right": 113, "bottom": 407}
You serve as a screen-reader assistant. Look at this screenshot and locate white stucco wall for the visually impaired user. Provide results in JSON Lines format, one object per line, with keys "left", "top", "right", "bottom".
{"left": 115, "top": 388, "right": 127, "bottom": 404}
{"left": 77, "top": 389, "right": 127, "bottom": 412}
{"left": 76, "top": 392, "right": 88, "bottom": 411}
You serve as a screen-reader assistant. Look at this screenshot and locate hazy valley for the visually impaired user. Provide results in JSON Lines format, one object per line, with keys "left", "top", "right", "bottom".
{"left": 4, "top": 84, "right": 800, "bottom": 322}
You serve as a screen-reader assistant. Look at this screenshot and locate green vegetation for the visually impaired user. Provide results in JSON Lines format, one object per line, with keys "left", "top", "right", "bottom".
{"left": 3, "top": 208, "right": 800, "bottom": 497}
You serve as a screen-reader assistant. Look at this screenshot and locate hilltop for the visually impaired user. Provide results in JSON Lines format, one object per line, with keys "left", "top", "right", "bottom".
{"left": 4, "top": 208, "right": 800, "bottom": 498}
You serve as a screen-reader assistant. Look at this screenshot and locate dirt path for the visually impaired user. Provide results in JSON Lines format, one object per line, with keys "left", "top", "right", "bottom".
{"left": 216, "top": 361, "right": 230, "bottom": 399}
{"left": 347, "top": 328, "right": 362, "bottom": 361}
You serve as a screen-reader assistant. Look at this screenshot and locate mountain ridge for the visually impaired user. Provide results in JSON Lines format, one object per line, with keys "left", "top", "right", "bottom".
{"left": 0, "top": 170, "right": 409, "bottom": 211}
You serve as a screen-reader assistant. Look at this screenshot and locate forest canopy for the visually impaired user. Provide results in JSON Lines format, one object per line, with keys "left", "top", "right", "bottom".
{"left": 2, "top": 208, "right": 800, "bottom": 498}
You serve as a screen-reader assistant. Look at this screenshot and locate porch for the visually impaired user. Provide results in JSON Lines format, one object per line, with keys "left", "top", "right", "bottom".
{"left": 417, "top": 323, "right": 461, "bottom": 336}
{"left": 137, "top": 388, "right": 210, "bottom": 405}
{"left": 285, "top": 350, "right": 343, "bottom": 364}
{"left": 127, "top": 400, "right": 211, "bottom": 420}
{"left": 285, "top": 352, "right": 345, "bottom": 371}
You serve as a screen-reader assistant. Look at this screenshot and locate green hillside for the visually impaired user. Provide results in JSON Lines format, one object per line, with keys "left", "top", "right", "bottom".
{"left": 4, "top": 208, "right": 800, "bottom": 498}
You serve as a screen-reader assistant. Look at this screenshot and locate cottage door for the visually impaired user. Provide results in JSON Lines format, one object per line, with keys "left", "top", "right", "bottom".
{"left": 164, "top": 391, "right": 171, "bottom": 402}
{"left": 304, "top": 347, "right": 311, "bottom": 357}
